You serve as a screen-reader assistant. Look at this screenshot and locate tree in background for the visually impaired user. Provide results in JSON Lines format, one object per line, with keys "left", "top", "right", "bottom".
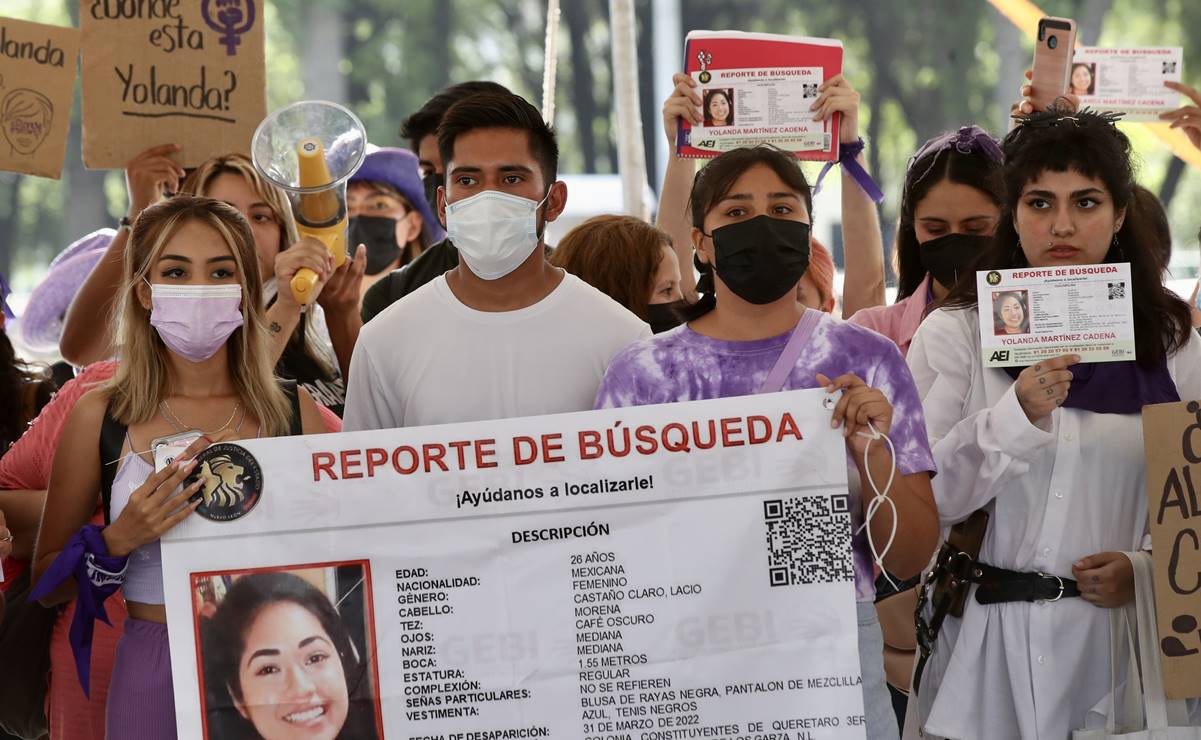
{"left": 2, "top": 0, "right": 1200, "bottom": 296}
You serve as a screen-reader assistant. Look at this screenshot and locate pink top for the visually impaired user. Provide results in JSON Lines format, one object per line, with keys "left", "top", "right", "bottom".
{"left": 0, "top": 362, "right": 118, "bottom": 490}
{"left": 0, "top": 362, "right": 118, "bottom": 586}
{"left": 847, "top": 275, "right": 934, "bottom": 358}
{"left": 0, "top": 362, "right": 340, "bottom": 585}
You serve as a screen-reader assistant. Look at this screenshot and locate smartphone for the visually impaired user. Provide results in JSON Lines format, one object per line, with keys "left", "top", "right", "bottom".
{"left": 151, "top": 430, "right": 202, "bottom": 472}
{"left": 1030, "top": 17, "right": 1077, "bottom": 112}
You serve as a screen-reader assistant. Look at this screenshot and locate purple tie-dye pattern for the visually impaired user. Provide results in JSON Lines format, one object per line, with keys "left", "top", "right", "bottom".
{"left": 596, "top": 312, "right": 936, "bottom": 602}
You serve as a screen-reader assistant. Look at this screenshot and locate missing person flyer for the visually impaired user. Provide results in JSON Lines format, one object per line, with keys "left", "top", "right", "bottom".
{"left": 161, "top": 391, "right": 869, "bottom": 738}
{"left": 1071, "top": 47, "right": 1183, "bottom": 121}
{"left": 676, "top": 30, "right": 842, "bottom": 161}
{"left": 977, "top": 263, "right": 1135, "bottom": 368}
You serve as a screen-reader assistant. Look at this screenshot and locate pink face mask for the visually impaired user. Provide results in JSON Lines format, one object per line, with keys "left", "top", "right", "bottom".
{"left": 147, "top": 283, "right": 244, "bottom": 363}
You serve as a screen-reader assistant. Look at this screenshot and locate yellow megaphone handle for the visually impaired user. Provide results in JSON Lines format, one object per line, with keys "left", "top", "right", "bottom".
{"left": 289, "top": 225, "right": 348, "bottom": 304}
{"left": 287, "top": 137, "right": 349, "bottom": 305}
{"left": 291, "top": 267, "right": 321, "bottom": 305}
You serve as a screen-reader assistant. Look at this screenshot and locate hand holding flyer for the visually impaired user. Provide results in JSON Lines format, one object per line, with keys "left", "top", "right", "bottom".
{"left": 977, "top": 263, "right": 1136, "bottom": 368}
{"left": 676, "top": 31, "right": 843, "bottom": 160}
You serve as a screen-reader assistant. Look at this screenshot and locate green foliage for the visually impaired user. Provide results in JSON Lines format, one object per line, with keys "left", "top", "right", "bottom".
{"left": 3, "top": 0, "right": 1201, "bottom": 292}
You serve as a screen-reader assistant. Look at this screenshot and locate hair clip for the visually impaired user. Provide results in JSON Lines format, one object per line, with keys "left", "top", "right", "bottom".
{"left": 1012, "top": 107, "right": 1123, "bottom": 131}
{"left": 905, "top": 125, "right": 1003, "bottom": 187}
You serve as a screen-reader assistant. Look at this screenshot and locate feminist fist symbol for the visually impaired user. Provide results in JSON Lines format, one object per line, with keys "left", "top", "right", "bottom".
{"left": 201, "top": 0, "right": 257, "bottom": 56}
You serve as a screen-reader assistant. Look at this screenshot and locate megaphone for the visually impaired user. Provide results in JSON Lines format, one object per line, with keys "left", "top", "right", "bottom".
{"left": 251, "top": 101, "right": 367, "bottom": 305}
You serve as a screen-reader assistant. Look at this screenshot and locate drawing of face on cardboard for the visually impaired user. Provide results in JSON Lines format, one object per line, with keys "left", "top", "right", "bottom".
{"left": 2, "top": 89, "right": 53, "bottom": 156}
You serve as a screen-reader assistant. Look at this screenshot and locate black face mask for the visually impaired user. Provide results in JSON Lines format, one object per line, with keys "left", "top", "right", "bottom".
{"left": 646, "top": 301, "right": 686, "bottom": 334}
{"left": 710, "top": 216, "right": 811, "bottom": 305}
{"left": 918, "top": 233, "right": 991, "bottom": 290}
{"left": 422, "top": 171, "right": 444, "bottom": 216}
{"left": 348, "top": 215, "right": 402, "bottom": 275}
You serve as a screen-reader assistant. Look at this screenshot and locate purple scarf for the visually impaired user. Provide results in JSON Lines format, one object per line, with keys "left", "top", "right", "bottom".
{"left": 813, "top": 138, "right": 885, "bottom": 203}
{"left": 28, "top": 525, "right": 128, "bottom": 696}
{"left": 1002, "top": 360, "right": 1179, "bottom": 414}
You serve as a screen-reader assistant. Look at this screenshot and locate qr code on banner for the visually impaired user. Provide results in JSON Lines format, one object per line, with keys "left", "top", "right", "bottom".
{"left": 1108, "top": 282, "right": 1126, "bottom": 300}
{"left": 764, "top": 495, "right": 853, "bottom": 587}
{"left": 801, "top": 83, "right": 819, "bottom": 98}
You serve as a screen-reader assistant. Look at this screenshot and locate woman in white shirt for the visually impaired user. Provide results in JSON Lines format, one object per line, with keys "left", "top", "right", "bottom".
{"left": 906, "top": 109, "right": 1201, "bottom": 738}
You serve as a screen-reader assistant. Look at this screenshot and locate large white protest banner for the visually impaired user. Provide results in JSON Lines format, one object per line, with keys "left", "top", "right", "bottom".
{"left": 162, "top": 390, "right": 866, "bottom": 738}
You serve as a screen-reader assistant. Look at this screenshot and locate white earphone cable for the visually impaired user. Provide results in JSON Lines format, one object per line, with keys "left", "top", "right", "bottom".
{"left": 854, "top": 421, "right": 899, "bottom": 591}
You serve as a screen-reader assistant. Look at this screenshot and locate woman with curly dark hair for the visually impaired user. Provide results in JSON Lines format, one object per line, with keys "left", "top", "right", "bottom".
{"left": 0, "top": 308, "right": 55, "bottom": 457}
{"left": 907, "top": 108, "right": 1201, "bottom": 737}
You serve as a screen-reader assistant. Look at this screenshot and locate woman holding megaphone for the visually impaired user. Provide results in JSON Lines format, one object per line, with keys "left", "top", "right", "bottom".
{"left": 58, "top": 146, "right": 363, "bottom": 421}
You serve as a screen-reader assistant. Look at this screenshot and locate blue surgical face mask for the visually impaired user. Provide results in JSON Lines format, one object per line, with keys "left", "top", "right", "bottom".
{"left": 445, "top": 190, "right": 549, "bottom": 280}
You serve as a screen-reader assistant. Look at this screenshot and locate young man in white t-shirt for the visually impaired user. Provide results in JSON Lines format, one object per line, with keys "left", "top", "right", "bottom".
{"left": 343, "top": 92, "right": 650, "bottom": 430}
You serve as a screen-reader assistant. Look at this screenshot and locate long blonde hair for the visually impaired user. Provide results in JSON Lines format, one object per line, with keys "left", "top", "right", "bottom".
{"left": 180, "top": 153, "right": 298, "bottom": 245}
{"left": 105, "top": 197, "right": 292, "bottom": 437}
{"left": 180, "top": 153, "right": 333, "bottom": 376}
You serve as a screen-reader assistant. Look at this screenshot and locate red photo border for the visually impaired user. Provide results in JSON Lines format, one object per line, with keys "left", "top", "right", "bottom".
{"left": 189, "top": 558, "right": 384, "bottom": 739}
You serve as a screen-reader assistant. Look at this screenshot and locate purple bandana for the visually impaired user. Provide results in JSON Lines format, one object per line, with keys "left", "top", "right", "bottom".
{"left": 814, "top": 138, "right": 885, "bottom": 203}
{"left": 28, "top": 525, "right": 128, "bottom": 696}
{"left": 1002, "top": 360, "right": 1179, "bottom": 415}
{"left": 907, "top": 125, "right": 1003, "bottom": 186}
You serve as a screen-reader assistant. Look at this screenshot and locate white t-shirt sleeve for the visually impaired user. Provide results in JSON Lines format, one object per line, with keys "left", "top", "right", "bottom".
{"left": 342, "top": 340, "right": 396, "bottom": 432}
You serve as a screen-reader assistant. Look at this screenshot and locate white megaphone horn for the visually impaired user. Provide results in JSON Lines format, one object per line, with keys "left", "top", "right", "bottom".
{"left": 251, "top": 101, "right": 367, "bottom": 305}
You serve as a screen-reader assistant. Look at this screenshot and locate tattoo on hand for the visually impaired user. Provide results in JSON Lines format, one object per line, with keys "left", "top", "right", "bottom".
{"left": 269, "top": 321, "right": 282, "bottom": 335}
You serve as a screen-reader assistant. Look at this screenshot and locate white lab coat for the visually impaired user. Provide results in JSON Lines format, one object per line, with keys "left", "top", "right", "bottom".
{"left": 904, "top": 306, "right": 1201, "bottom": 739}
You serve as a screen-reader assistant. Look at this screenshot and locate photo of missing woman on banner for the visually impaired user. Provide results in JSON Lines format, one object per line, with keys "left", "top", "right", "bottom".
{"left": 1071, "top": 62, "right": 1097, "bottom": 96}
{"left": 992, "top": 289, "right": 1031, "bottom": 335}
{"left": 703, "top": 88, "right": 734, "bottom": 127}
{"left": 192, "top": 562, "right": 382, "bottom": 739}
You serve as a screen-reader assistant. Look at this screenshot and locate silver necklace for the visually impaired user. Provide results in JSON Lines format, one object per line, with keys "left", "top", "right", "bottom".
{"left": 159, "top": 399, "right": 243, "bottom": 436}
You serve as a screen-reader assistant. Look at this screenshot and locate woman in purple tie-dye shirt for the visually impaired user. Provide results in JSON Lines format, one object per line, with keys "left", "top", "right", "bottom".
{"left": 595, "top": 146, "right": 939, "bottom": 739}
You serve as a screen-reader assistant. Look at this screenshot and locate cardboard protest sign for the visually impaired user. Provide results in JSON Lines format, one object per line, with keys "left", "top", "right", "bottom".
{"left": 0, "top": 17, "right": 80, "bottom": 179}
{"left": 80, "top": 0, "right": 266, "bottom": 168}
{"left": 1141, "top": 401, "right": 1201, "bottom": 699}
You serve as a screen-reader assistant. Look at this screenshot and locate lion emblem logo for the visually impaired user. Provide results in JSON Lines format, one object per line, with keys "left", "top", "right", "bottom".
{"left": 190, "top": 443, "right": 263, "bottom": 522}
{"left": 198, "top": 455, "right": 247, "bottom": 508}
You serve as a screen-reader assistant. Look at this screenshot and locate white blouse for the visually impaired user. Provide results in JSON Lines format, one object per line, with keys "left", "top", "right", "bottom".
{"left": 905, "top": 306, "right": 1201, "bottom": 739}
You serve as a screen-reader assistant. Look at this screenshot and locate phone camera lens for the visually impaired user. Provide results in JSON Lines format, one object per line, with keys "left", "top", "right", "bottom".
{"left": 1048, "top": 35, "right": 1058, "bottom": 49}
